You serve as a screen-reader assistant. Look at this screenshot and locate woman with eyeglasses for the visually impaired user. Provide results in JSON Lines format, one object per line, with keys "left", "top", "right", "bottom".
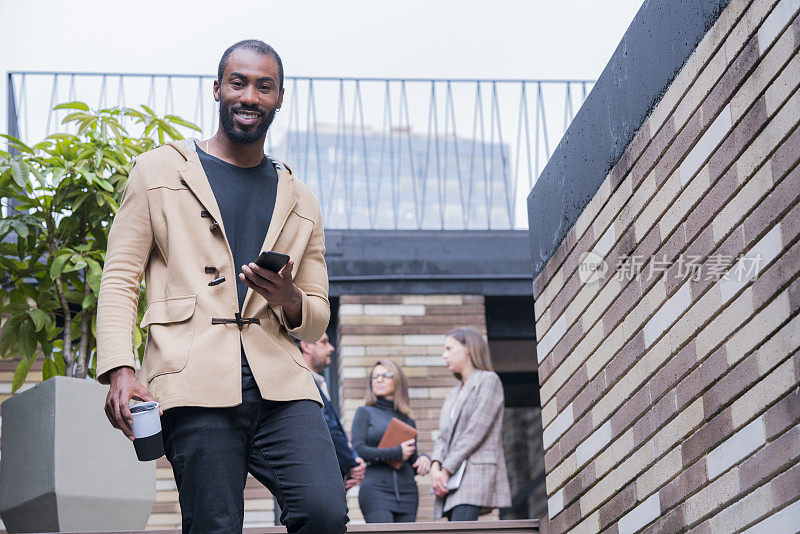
{"left": 430, "top": 327, "right": 511, "bottom": 521}
{"left": 350, "top": 360, "right": 431, "bottom": 523}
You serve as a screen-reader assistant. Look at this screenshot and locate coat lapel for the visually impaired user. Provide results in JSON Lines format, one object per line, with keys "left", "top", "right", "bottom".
{"left": 241, "top": 167, "right": 299, "bottom": 314}
{"left": 177, "top": 144, "right": 227, "bottom": 240}
{"left": 443, "top": 370, "right": 482, "bottom": 448}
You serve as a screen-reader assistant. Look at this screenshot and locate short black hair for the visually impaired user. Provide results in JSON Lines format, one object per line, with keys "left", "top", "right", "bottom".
{"left": 218, "top": 39, "right": 284, "bottom": 90}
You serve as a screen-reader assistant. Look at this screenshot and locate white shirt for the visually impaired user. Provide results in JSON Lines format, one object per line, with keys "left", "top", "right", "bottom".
{"left": 311, "top": 370, "right": 330, "bottom": 401}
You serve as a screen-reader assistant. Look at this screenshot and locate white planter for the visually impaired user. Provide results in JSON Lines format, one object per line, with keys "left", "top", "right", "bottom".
{"left": 0, "top": 376, "right": 156, "bottom": 533}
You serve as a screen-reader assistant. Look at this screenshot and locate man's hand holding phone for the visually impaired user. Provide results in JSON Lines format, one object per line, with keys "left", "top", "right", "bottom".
{"left": 239, "top": 251, "right": 303, "bottom": 328}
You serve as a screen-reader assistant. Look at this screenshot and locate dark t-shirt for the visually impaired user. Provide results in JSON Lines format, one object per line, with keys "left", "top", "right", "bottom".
{"left": 197, "top": 143, "right": 278, "bottom": 390}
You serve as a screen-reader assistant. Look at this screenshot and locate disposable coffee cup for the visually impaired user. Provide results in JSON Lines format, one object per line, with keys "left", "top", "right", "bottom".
{"left": 130, "top": 401, "right": 164, "bottom": 461}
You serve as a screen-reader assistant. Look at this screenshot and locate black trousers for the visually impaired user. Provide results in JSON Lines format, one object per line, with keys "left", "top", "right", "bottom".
{"left": 363, "top": 509, "right": 416, "bottom": 523}
{"left": 161, "top": 386, "right": 348, "bottom": 533}
{"left": 445, "top": 504, "right": 482, "bottom": 521}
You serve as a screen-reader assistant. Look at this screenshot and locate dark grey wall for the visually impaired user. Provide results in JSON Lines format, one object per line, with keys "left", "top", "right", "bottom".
{"left": 527, "top": 0, "right": 731, "bottom": 279}
{"left": 326, "top": 230, "right": 532, "bottom": 296}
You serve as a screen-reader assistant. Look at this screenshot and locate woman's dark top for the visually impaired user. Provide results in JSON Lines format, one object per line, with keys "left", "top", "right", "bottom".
{"left": 351, "top": 397, "right": 425, "bottom": 516}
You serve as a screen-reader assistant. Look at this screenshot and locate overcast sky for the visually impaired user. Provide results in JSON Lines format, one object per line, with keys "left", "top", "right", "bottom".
{"left": 1, "top": 0, "right": 643, "bottom": 124}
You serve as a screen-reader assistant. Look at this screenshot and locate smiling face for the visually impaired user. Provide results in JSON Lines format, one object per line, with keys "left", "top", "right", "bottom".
{"left": 213, "top": 48, "right": 284, "bottom": 144}
{"left": 370, "top": 364, "right": 396, "bottom": 398}
{"left": 442, "top": 335, "right": 472, "bottom": 377}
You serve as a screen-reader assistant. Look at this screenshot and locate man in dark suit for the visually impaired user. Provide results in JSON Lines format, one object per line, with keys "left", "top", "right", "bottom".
{"left": 299, "top": 333, "right": 366, "bottom": 490}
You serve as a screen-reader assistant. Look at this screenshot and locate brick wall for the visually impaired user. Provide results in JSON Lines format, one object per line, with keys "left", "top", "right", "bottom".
{"left": 337, "top": 294, "right": 489, "bottom": 522}
{"left": 533, "top": 0, "right": 800, "bottom": 532}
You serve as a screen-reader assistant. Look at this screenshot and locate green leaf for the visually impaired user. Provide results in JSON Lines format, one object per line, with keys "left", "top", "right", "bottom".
{"left": 0, "top": 317, "right": 19, "bottom": 356}
{"left": 17, "top": 320, "right": 36, "bottom": 360}
{"left": 62, "top": 112, "right": 95, "bottom": 123}
{"left": 53, "top": 101, "right": 90, "bottom": 112}
{"left": 165, "top": 115, "right": 202, "bottom": 132}
{"left": 10, "top": 159, "right": 29, "bottom": 188}
{"left": 55, "top": 351, "right": 66, "bottom": 375}
{"left": 0, "top": 134, "right": 34, "bottom": 154}
{"left": 81, "top": 291, "right": 97, "bottom": 309}
{"left": 95, "top": 177, "right": 114, "bottom": 192}
{"left": 42, "top": 357, "right": 57, "bottom": 380}
{"left": 50, "top": 253, "right": 70, "bottom": 279}
{"left": 40, "top": 339, "right": 54, "bottom": 359}
{"left": 12, "top": 355, "right": 35, "bottom": 392}
{"left": 65, "top": 254, "right": 87, "bottom": 272}
{"left": 85, "top": 258, "right": 103, "bottom": 293}
{"left": 27, "top": 309, "right": 49, "bottom": 331}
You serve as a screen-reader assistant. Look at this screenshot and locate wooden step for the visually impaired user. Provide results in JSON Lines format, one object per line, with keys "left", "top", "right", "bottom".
{"left": 22, "top": 519, "right": 539, "bottom": 534}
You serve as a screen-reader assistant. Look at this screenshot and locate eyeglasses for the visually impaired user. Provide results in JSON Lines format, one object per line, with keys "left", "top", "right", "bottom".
{"left": 371, "top": 372, "right": 395, "bottom": 381}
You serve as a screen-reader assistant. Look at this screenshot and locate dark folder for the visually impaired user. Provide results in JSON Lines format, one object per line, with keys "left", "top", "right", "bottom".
{"left": 377, "top": 417, "right": 417, "bottom": 470}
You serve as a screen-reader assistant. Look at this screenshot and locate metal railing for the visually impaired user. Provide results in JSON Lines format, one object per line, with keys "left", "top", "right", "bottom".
{"left": 7, "top": 72, "right": 594, "bottom": 230}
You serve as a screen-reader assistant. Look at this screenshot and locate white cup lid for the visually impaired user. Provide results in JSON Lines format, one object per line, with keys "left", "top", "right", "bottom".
{"left": 131, "top": 402, "right": 161, "bottom": 439}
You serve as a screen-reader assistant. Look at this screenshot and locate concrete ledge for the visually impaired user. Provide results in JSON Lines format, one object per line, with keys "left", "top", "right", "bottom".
{"left": 326, "top": 230, "right": 533, "bottom": 296}
{"left": 527, "top": 0, "right": 731, "bottom": 278}
{"left": 24, "top": 519, "right": 539, "bottom": 533}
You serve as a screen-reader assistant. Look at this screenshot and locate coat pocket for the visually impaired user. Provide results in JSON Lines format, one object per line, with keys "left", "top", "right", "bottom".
{"left": 468, "top": 450, "right": 498, "bottom": 465}
{"left": 141, "top": 295, "right": 197, "bottom": 382}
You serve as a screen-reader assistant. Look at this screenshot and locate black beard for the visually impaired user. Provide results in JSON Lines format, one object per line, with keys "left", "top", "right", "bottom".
{"left": 219, "top": 102, "right": 276, "bottom": 144}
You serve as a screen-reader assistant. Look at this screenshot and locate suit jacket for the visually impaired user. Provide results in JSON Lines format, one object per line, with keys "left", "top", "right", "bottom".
{"left": 431, "top": 369, "right": 511, "bottom": 518}
{"left": 96, "top": 139, "right": 327, "bottom": 411}
{"left": 317, "top": 382, "right": 358, "bottom": 475}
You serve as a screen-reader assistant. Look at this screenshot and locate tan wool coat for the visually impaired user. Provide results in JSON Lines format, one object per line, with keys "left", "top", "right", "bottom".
{"left": 96, "top": 139, "right": 327, "bottom": 411}
{"left": 431, "top": 369, "right": 512, "bottom": 518}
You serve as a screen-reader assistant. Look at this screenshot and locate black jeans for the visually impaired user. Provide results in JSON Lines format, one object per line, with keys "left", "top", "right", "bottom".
{"left": 161, "top": 386, "right": 348, "bottom": 533}
{"left": 363, "top": 509, "right": 416, "bottom": 523}
{"left": 445, "top": 504, "right": 482, "bottom": 521}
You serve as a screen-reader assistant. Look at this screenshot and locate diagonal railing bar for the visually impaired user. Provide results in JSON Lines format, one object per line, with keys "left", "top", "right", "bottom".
{"left": 466, "top": 82, "right": 480, "bottom": 226}
{"left": 444, "top": 81, "right": 467, "bottom": 229}
{"left": 7, "top": 72, "right": 594, "bottom": 230}
{"left": 330, "top": 79, "right": 346, "bottom": 227}
{"left": 98, "top": 74, "right": 108, "bottom": 110}
{"left": 491, "top": 81, "right": 512, "bottom": 229}
{"left": 193, "top": 77, "right": 204, "bottom": 134}
{"left": 488, "top": 82, "right": 497, "bottom": 230}
{"left": 284, "top": 77, "right": 301, "bottom": 164}
{"left": 45, "top": 74, "right": 58, "bottom": 136}
{"left": 165, "top": 76, "right": 174, "bottom": 115}
{"left": 147, "top": 76, "right": 156, "bottom": 111}
{"left": 117, "top": 75, "right": 127, "bottom": 130}
{"left": 309, "top": 80, "right": 324, "bottom": 210}
{"left": 399, "top": 81, "right": 421, "bottom": 227}
{"left": 564, "top": 83, "right": 573, "bottom": 131}
{"left": 538, "top": 83, "right": 551, "bottom": 162}
{"left": 478, "top": 83, "right": 489, "bottom": 229}
{"left": 421, "top": 82, "right": 434, "bottom": 227}
{"left": 354, "top": 80, "right": 374, "bottom": 228}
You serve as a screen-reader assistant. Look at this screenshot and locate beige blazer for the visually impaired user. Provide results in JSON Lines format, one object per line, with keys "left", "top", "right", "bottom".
{"left": 96, "top": 139, "right": 327, "bottom": 411}
{"left": 432, "top": 370, "right": 511, "bottom": 518}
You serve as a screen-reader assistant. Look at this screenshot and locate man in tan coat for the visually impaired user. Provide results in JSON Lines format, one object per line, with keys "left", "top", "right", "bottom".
{"left": 97, "top": 40, "right": 347, "bottom": 533}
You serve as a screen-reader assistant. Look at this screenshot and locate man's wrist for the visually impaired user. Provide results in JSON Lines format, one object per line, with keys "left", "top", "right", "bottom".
{"left": 109, "top": 366, "right": 135, "bottom": 383}
{"left": 283, "top": 286, "right": 304, "bottom": 328}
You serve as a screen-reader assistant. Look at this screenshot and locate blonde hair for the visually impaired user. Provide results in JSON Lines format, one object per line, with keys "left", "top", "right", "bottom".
{"left": 364, "top": 359, "right": 413, "bottom": 418}
{"left": 446, "top": 327, "right": 493, "bottom": 381}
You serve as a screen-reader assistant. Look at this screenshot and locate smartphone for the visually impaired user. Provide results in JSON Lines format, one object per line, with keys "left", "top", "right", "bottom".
{"left": 254, "top": 251, "right": 290, "bottom": 273}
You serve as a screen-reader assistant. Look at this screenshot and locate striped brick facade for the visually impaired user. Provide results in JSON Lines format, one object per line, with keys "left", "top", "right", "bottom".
{"left": 533, "top": 0, "right": 800, "bottom": 532}
{"left": 337, "top": 294, "right": 489, "bottom": 523}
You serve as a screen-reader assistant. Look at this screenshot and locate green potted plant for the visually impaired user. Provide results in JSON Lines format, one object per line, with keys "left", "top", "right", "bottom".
{"left": 0, "top": 103, "right": 199, "bottom": 533}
